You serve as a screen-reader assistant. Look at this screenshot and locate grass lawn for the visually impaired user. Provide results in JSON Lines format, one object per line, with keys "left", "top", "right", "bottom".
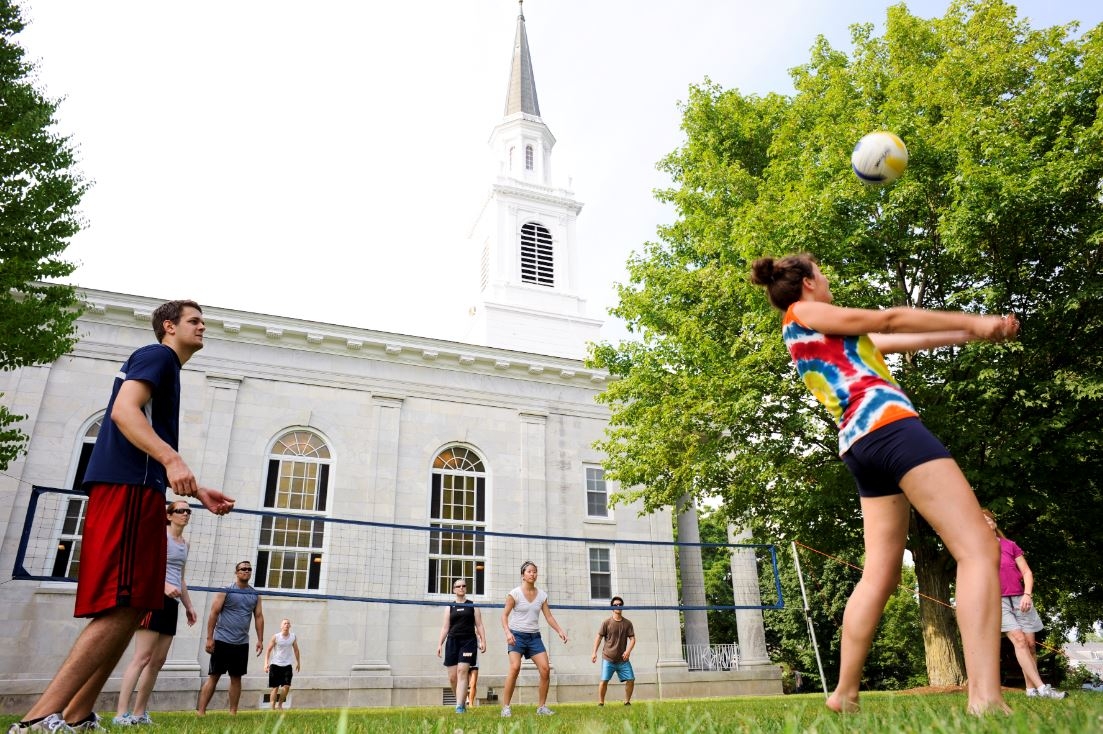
{"left": 3, "top": 692, "right": 1100, "bottom": 733}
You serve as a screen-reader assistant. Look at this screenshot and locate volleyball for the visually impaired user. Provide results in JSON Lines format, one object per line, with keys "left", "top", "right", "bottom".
{"left": 851, "top": 131, "right": 908, "bottom": 185}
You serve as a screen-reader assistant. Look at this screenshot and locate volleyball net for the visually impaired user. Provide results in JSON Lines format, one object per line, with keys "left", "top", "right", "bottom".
{"left": 12, "top": 486, "right": 783, "bottom": 611}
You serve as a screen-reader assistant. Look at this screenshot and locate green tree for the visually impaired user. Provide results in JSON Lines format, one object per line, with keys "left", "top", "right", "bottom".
{"left": 591, "top": 0, "right": 1103, "bottom": 686}
{"left": 0, "top": 0, "right": 86, "bottom": 468}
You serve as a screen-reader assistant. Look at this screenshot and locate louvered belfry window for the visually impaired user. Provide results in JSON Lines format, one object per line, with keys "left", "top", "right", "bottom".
{"left": 520, "top": 222, "right": 554, "bottom": 286}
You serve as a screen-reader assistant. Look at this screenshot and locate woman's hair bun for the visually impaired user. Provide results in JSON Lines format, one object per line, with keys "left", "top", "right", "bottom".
{"left": 750, "top": 257, "right": 775, "bottom": 286}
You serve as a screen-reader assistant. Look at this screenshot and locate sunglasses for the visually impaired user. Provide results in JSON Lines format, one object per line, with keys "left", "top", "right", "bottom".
{"left": 237, "top": 567, "right": 253, "bottom": 572}
{"left": 454, "top": 584, "right": 467, "bottom": 589}
{"left": 170, "top": 508, "right": 193, "bottom": 515}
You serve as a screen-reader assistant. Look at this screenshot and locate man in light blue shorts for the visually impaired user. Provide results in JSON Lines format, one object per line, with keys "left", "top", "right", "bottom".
{"left": 591, "top": 596, "right": 636, "bottom": 705}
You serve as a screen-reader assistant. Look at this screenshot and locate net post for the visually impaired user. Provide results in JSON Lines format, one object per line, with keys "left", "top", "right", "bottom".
{"left": 791, "top": 540, "right": 829, "bottom": 696}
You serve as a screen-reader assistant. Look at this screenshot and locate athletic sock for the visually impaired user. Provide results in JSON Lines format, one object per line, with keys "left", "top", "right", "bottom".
{"left": 68, "top": 713, "right": 97, "bottom": 726}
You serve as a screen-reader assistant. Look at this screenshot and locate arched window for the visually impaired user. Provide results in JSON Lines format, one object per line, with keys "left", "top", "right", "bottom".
{"left": 525, "top": 144, "right": 534, "bottom": 170}
{"left": 257, "top": 430, "right": 331, "bottom": 591}
{"left": 428, "top": 446, "right": 486, "bottom": 595}
{"left": 520, "top": 221, "right": 554, "bottom": 286}
{"left": 52, "top": 416, "right": 103, "bottom": 579}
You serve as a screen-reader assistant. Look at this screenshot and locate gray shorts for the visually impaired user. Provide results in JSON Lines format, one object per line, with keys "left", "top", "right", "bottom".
{"left": 1001, "top": 595, "right": 1044, "bottom": 633}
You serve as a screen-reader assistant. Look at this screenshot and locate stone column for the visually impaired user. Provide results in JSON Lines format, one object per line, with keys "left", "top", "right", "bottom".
{"left": 171, "top": 373, "right": 243, "bottom": 676}
{"left": 676, "top": 495, "right": 710, "bottom": 657}
{"left": 353, "top": 395, "right": 403, "bottom": 675}
{"left": 519, "top": 412, "right": 548, "bottom": 541}
{"left": 728, "top": 525, "right": 771, "bottom": 666}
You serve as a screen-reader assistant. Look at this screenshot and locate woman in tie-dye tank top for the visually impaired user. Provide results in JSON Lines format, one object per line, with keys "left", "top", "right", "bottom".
{"left": 751, "top": 254, "right": 1018, "bottom": 717}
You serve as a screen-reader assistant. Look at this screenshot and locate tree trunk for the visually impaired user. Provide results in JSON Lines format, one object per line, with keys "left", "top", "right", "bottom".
{"left": 910, "top": 516, "right": 965, "bottom": 686}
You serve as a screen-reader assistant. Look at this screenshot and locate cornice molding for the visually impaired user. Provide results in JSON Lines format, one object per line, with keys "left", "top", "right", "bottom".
{"left": 75, "top": 287, "right": 611, "bottom": 388}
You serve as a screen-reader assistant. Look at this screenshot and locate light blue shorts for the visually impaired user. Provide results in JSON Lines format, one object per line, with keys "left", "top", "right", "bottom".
{"left": 601, "top": 659, "right": 635, "bottom": 682}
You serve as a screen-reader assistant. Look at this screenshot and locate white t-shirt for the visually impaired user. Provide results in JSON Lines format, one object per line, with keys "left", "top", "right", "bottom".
{"left": 506, "top": 587, "right": 547, "bottom": 633}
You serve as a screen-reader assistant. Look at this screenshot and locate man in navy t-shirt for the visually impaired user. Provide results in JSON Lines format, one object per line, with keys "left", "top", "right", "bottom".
{"left": 10, "top": 300, "right": 235, "bottom": 734}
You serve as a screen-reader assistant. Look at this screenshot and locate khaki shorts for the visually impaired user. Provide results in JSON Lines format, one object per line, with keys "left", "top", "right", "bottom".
{"left": 1001, "top": 595, "right": 1044, "bottom": 633}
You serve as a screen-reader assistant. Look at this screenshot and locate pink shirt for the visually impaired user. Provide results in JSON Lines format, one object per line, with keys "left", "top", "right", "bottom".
{"left": 998, "top": 537, "right": 1025, "bottom": 596}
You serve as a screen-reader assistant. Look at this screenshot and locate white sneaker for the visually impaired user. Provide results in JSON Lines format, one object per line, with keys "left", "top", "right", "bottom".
{"left": 536, "top": 706, "right": 555, "bottom": 715}
{"left": 500, "top": 705, "right": 511, "bottom": 718}
{"left": 110, "top": 715, "right": 133, "bottom": 727}
{"left": 7, "top": 714, "right": 73, "bottom": 733}
{"left": 1037, "top": 684, "right": 1067, "bottom": 699}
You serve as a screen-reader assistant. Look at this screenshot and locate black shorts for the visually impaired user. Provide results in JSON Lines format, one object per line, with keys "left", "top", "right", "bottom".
{"left": 139, "top": 596, "right": 179, "bottom": 636}
{"left": 209, "top": 640, "right": 249, "bottom": 677}
{"left": 268, "top": 664, "right": 294, "bottom": 687}
{"left": 444, "top": 636, "right": 479, "bottom": 667}
{"left": 842, "top": 417, "right": 952, "bottom": 498}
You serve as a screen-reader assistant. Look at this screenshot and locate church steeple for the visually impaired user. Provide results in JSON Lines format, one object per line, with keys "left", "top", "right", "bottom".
{"left": 504, "top": 1, "right": 541, "bottom": 117}
{"left": 464, "top": 1, "right": 603, "bottom": 360}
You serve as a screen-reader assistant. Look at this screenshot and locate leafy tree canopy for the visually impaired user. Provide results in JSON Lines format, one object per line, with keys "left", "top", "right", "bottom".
{"left": 591, "top": 0, "right": 1103, "bottom": 652}
{"left": 0, "top": 0, "right": 87, "bottom": 468}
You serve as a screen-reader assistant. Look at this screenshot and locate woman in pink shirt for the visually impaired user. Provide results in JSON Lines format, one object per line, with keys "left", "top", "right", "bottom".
{"left": 981, "top": 508, "right": 1065, "bottom": 699}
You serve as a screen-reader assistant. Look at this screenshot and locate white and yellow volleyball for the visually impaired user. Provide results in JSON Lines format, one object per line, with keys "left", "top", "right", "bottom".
{"left": 851, "top": 131, "right": 908, "bottom": 185}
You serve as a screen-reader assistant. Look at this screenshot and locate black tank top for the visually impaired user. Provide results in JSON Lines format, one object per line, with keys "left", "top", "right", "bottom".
{"left": 448, "top": 600, "right": 476, "bottom": 639}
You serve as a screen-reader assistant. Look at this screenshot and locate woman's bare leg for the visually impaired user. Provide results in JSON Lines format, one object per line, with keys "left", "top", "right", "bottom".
{"left": 899, "top": 458, "right": 1008, "bottom": 715}
{"left": 827, "top": 493, "right": 909, "bottom": 713}
{"left": 1008, "top": 630, "right": 1043, "bottom": 690}
{"left": 131, "top": 632, "right": 172, "bottom": 716}
{"left": 115, "top": 628, "right": 158, "bottom": 718}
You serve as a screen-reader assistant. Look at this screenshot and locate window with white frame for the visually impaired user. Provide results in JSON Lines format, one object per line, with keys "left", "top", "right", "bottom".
{"left": 525, "top": 144, "right": 534, "bottom": 170}
{"left": 428, "top": 446, "right": 486, "bottom": 595}
{"left": 257, "top": 430, "right": 330, "bottom": 591}
{"left": 585, "top": 466, "right": 609, "bottom": 519}
{"left": 520, "top": 221, "right": 554, "bottom": 286}
{"left": 588, "top": 545, "right": 612, "bottom": 600}
{"left": 51, "top": 416, "right": 102, "bottom": 579}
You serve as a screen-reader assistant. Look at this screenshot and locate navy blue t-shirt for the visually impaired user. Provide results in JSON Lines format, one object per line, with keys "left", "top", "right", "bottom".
{"left": 82, "top": 343, "right": 182, "bottom": 493}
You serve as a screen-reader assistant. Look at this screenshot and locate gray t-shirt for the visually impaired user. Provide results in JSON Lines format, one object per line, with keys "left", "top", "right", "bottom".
{"left": 165, "top": 533, "right": 187, "bottom": 590}
{"left": 213, "top": 584, "right": 258, "bottom": 645}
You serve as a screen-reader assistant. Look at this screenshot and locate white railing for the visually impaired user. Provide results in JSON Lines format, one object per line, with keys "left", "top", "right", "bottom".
{"left": 683, "top": 643, "right": 739, "bottom": 671}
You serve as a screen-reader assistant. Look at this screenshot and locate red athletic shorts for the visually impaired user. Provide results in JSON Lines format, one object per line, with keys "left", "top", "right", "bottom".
{"left": 74, "top": 483, "right": 167, "bottom": 617}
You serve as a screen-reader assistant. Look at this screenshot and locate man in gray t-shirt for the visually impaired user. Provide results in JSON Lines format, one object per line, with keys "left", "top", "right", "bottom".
{"left": 197, "top": 562, "right": 265, "bottom": 715}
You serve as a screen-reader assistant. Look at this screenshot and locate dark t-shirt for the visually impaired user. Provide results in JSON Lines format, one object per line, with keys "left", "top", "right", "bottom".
{"left": 598, "top": 616, "right": 635, "bottom": 662}
{"left": 83, "top": 343, "right": 182, "bottom": 493}
{"left": 448, "top": 599, "right": 477, "bottom": 639}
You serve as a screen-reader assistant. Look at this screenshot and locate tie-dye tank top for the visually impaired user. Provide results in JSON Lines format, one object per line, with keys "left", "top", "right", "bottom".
{"left": 783, "top": 304, "right": 917, "bottom": 455}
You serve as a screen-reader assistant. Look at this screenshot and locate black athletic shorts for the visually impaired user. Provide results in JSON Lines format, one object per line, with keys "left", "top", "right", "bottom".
{"left": 268, "top": 663, "right": 294, "bottom": 687}
{"left": 841, "top": 417, "right": 952, "bottom": 498}
{"left": 140, "top": 595, "right": 179, "bottom": 636}
{"left": 209, "top": 640, "right": 249, "bottom": 677}
{"left": 444, "top": 636, "right": 479, "bottom": 667}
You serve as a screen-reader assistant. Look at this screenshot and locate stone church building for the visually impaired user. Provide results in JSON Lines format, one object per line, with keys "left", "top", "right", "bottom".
{"left": 0, "top": 6, "right": 780, "bottom": 712}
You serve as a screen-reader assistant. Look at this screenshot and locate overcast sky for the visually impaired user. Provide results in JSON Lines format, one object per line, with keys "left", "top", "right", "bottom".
{"left": 16, "top": 0, "right": 1101, "bottom": 344}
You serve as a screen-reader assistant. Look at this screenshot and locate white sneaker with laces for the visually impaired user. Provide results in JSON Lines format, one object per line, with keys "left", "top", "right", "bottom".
{"left": 500, "top": 705, "right": 512, "bottom": 718}
{"left": 1037, "top": 684, "right": 1067, "bottom": 699}
{"left": 536, "top": 706, "right": 555, "bottom": 715}
{"left": 7, "top": 714, "right": 73, "bottom": 733}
